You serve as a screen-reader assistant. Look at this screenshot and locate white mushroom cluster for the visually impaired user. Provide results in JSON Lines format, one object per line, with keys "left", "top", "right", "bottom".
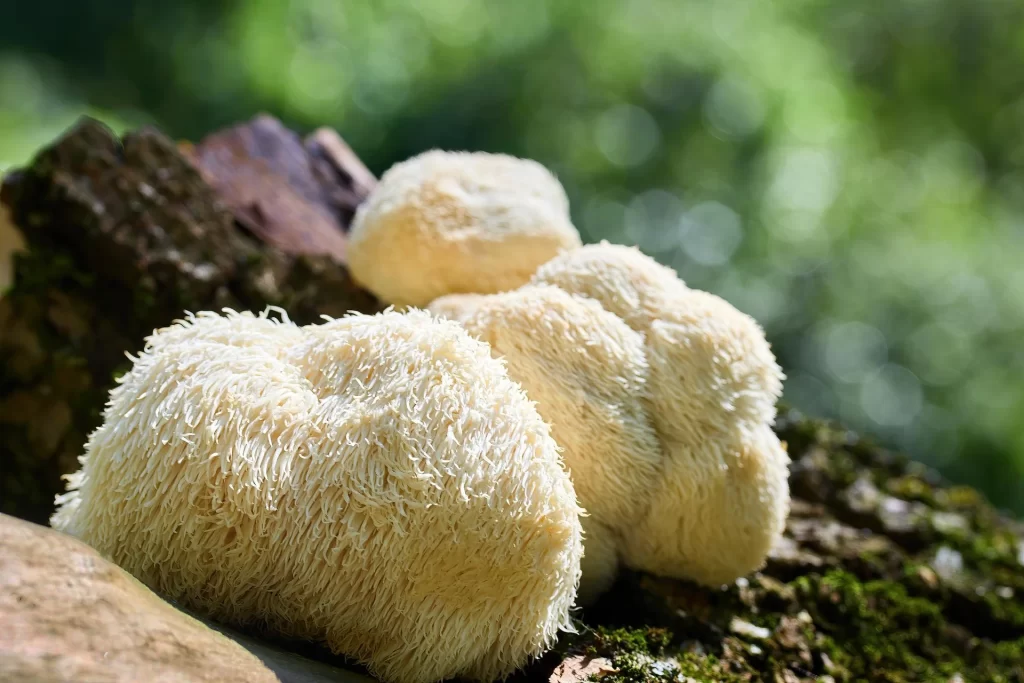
{"left": 52, "top": 308, "right": 583, "bottom": 683}
{"left": 51, "top": 148, "right": 790, "bottom": 683}
{"left": 349, "top": 148, "right": 790, "bottom": 603}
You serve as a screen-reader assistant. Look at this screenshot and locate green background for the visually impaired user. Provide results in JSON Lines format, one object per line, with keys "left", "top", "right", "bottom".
{"left": 2, "top": 0, "right": 1023, "bottom": 512}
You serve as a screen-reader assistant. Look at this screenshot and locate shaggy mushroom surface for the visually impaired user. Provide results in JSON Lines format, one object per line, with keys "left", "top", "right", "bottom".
{"left": 348, "top": 150, "right": 582, "bottom": 307}
{"left": 51, "top": 308, "right": 583, "bottom": 683}
{"left": 431, "top": 243, "right": 790, "bottom": 601}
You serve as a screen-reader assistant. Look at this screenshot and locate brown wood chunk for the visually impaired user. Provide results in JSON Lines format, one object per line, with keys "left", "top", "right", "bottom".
{"left": 184, "top": 114, "right": 377, "bottom": 262}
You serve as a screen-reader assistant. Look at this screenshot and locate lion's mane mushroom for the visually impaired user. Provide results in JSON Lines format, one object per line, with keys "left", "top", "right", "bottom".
{"left": 430, "top": 243, "right": 790, "bottom": 599}
{"left": 444, "top": 284, "right": 662, "bottom": 604}
{"left": 348, "top": 150, "right": 582, "bottom": 307}
{"left": 51, "top": 308, "right": 584, "bottom": 683}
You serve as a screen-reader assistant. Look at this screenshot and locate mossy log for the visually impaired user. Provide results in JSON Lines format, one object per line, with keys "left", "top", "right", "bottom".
{"left": 1, "top": 119, "right": 1022, "bottom": 682}
{"left": 526, "top": 411, "right": 1024, "bottom": 682}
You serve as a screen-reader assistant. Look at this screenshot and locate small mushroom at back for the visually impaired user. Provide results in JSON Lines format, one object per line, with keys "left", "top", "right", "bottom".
{"left": 348, "top": 150, "right": 582, "bottom": 308}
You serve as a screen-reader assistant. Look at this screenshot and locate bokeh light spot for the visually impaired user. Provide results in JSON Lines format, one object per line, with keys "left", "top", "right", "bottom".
{"left": 594, "top": 104, "right": 661, "bottom": 169}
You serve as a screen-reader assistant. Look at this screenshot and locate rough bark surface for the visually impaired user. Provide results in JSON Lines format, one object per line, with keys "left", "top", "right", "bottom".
{"left": 0, "top": 116, "right": 381, "bottom": 524}
{"left": 516, "top": 411, "right": 1024, "bottom": 683}
{"left": 0, "top": 205, "right": 25, "bottom": 291}
{"left": 1, "top": 119, "right": 1022, "bottom": 682}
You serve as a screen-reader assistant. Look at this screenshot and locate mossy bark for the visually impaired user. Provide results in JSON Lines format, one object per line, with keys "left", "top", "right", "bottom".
{"left": 0, "top": 117, "right": 381, "bottom": 524}
{"left": 522, "top": 411, "right": 1024, "bottom": 682}
{"left": 2, "top": 119, "right": 1022, "bottom": 682}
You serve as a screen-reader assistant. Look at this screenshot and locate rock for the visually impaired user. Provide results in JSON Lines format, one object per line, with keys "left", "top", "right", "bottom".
{"left": 195, "top": 617, "right": 375, "bottom": 683}
{"left": 0, "top": 513, "right": 373, "bottom": 683}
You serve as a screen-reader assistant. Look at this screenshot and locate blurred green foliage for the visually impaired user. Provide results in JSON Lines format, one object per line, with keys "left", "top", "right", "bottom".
{"left": 2, "top": 0, "right": 1024, "bottom": 511}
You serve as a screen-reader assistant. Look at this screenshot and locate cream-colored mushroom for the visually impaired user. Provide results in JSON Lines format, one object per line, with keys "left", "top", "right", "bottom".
{"left": 430, "top": 243, "right": 790, "bottom": 597}
{"left": 51, "top": 307, "right": 583, "bottom": 683}
{"left": 348, "top": 150, "right": 581, "bottom": 307}
{"left": 422, "top": 292, "right": 489, "bottom": 324}
{"left": 443, "top": 284, "right": 661, "bottom": 603}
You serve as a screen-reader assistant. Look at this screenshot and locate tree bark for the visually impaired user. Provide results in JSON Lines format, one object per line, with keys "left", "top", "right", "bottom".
{"left": 1, "top": 119, "right": 1021, "bottom": 682}
{"left": 0, "top": 116, "right": 381, "bottom": 524}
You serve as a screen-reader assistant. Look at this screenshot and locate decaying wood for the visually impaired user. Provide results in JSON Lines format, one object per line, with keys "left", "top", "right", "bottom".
{"left": 513, "top": 412, "right": 1024, "bottom": 682}
{"left": 0, "top": 205, "right": 25, "bottom": 291}
{"left": 0, "top": 115, "right": 381, "bottom": 524}
{"left": 181, "top": 114, "right": 376, "bottom": 262}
